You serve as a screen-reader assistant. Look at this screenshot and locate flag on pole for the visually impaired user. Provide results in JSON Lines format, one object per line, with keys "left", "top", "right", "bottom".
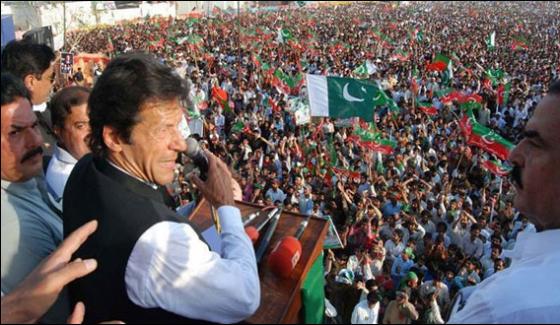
{"left": 426, "top": 53, "right": 450, "bottom": 72}
{"left": 485, "top": 31, "right": 496, "bottom": 49}
{"left": 415, "top": 29, "right": 424, "bottom": 42}
{"left": 485, "top": 69, "right": 504, "bottom": 86}
{"left": 307, "top": 75, "right": 388, "bottom": 122}
{"left": 231, "top": 120, "right": 247, "bottom": 133}
{"left": 459, "top": 115, "right": 515, "bottom": 160}
{"left": 391, "top": 50, "right": 411, "bottom": 62}
{"left": 511, "top": 36, "right": 529, "bottom": 51}
{"left": 269, "top": 97, "right": 281, "bottom": 113}
{"left": 211, "top": 86, "right": 231, "bottom": 112}
{"left": 361, "top": 139, "right": 396, "bottom": 155}
{"left": 272, "top": 69, "right": 304, "bottom": 95}
{"left": 107, "top": 35, "right": 114, "bottom": 52}
{"left": 353, "top": 63, "right": 368, "bottom": 77}
{"left": 277, "top": 28, "right": 293, "bottom": 43}
{"left": 418, "top": 102, "right": 438, "bottom": 116}
{"left": 481, "top": 159, "right": 512, "bottom": 177}
{"left": 497, "top": 82, "right": 512, "bottom": 106}
{"left": 435, "top": 87, "right": 453, "bottom": 98}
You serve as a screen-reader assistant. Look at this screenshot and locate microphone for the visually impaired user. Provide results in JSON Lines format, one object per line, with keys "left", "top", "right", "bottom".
{"left": 255, "top": 207, "right": 283, "bottom": 263}
{"left": 245, "top": 207, "right": 279, "bottom": 244}
{"left": 185, "top": 137, "right": 209, "bottom": 181}
{"left": 267, "top": 218, "right": 309, "bottom": 278}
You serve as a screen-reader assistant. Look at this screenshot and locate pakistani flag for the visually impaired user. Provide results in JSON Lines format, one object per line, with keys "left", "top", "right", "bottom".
{"left": 353, "top": 63, "right": 368, "bottom": 77}
{"left": 415, "top": 29, "right": 424, "bottom": 42}
{"left": 486, "top": 31, "right": 496, "bottom": 49}
{"left": 485, "top": 69, "right": 504, "bottom": 86}
{"left": 277, "top": 28, "right": 293, "bottom": 43}
{"left": 307, "top": 75, "right": 387, "bottom": 122}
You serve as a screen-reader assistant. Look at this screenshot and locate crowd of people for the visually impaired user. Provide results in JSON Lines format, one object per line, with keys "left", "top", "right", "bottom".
{"left": 2, "top": 1, "right": 559, "bottom": 324}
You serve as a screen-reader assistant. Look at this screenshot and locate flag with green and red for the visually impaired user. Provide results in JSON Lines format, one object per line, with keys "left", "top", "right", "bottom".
{"left": 481, "top": 159, "right": 512, "bottom": 177}
{"left": 497, "top": 82, "right": 511, "bottom": 106}
{"left": 511, "top": 36, "right": 529, "bottom": 51}
{"left": 211, "top": 86, "right": 231, "bottom": 113}
{"left": 459, "top": 115, "right": 515, "bottom": 160}
{"left": 426, "top": 53, "right": 450, "bottom": 72}
{"left": 418, "top": 102, "right": 438, "bottom": 116}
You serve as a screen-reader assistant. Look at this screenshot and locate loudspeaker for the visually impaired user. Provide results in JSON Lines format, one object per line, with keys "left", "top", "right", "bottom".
{"left": 23, "top": 26, "right": 53, "bottom": 49}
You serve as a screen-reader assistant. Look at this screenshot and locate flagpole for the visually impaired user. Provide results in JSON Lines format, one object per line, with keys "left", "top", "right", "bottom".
{"left": 237, "top": 0, "right": 241, "bottom": 94}
{"left": 412, "top": 29, "right": 417, "bottom": 113}
{"left": 490, "top": 176, "right": 503, "bottom": 224}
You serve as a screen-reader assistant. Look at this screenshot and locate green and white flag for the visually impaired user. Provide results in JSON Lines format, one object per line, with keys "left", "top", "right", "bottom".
{"left": 277, "top": 28, "right": 293, "bottom": 43}
{"left": 353, "top": 63, "right": 368, "bottom": 77}
{"left": 486, "top": 31, "right": 496, "bottom": 49}
{"left": 307, "top": 75, "right": 387, "bottom": 122}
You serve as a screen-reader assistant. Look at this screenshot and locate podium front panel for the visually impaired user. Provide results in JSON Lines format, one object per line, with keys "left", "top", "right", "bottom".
{"left": 188, "top": 200, "right": 328, "bottom": 324}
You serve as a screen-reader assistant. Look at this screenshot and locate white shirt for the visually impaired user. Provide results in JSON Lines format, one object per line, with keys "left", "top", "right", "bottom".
{"left": 45, "top": 145, "right": 78, "bottom": 203}
{"left": 351, "top": 300, "right": 380, "bottom": 324}
{"left": 462, "top": 234, "right": 484, "bottom": 259}
{"left": 449, "top": 229, "right": 560, "bottom": 324}
{"left": 384, "top": 240, "right": 405, "bottom": 259}
{"left": 125, "top": 206, "right": 260, "bottom": 323}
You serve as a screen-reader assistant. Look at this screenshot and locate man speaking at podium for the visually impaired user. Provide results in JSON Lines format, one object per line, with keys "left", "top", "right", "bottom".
{"left": 63, "top": 53, "right": 260, "bottom": 323}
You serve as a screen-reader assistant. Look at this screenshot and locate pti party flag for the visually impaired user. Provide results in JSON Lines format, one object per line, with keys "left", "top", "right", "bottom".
{"left": 307, "top": 75, "right": 397, "bottom": 122}
{"left": 460, "top": 115, "right": 515, "bottom": 160}
{"left": 418, "top": 102, "right": 438, "bottom": 116}
{"left": 211, "top": 86, "right": 231, "bottom": 112}
{"left": 426, "top": 53, "right": 450, "bottom": 72}
{"left": 511, "top": 36, "right": 529, "bottom": 51}
{"left": 497, "top": 82, "right": 512, "bottom": 106}
{"left": 481, "top": 159, "right": 512, "bottom": 177}
{"left": 272, "top": 69, "right": 305, "bottom": 95}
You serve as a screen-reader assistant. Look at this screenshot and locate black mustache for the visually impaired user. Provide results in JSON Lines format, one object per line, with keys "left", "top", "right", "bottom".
{"left": 21, "top": 146, "right": 43, "bottom": 163}
{"left": 511, "top": 165, "right": 523, "bottom": 190}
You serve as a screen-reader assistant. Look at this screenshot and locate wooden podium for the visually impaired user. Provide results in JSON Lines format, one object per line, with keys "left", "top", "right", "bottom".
{"left": 188, "top": 200, "right": 329, "bottom": 324}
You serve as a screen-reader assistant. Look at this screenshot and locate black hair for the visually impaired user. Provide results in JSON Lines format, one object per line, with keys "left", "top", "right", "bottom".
{"left": 1, "top": 40, "right": 55, "bottom": 80}
{"left": 50, "top": 86, "right": 91, "bottom": 130}
{"left": 88, "top": 53, "right": 186, "bottom": 158}
{"left": 548, "top": 79, "right": 560, "bottom": 95}
{"left": 367, "top": 292, "right": 379, "bottom": 304}
{"left": 1, "top": 72, "right": 31, "bottom": 106}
